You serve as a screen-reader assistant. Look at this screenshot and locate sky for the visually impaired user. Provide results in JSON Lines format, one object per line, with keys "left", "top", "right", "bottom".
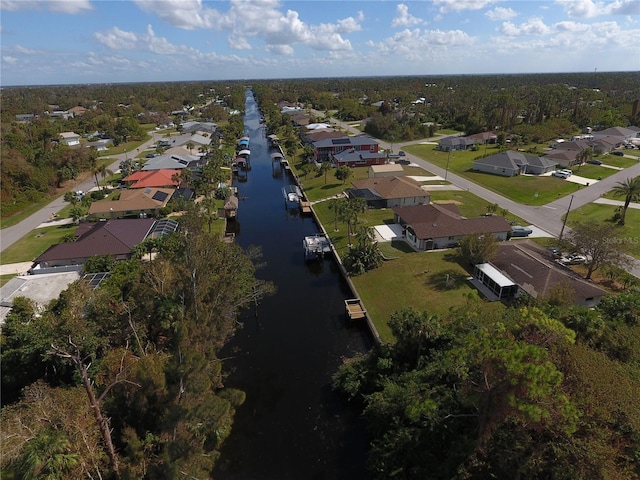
{"left": 1, "top": 0, "right": 639, "bottom": 86}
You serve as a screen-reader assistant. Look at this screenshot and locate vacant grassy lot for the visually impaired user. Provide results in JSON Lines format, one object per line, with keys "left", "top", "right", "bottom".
{"left": 567, "top": 203, "right": 640, "bottom": 259}
{"left": 351, "top": 247, "right": 503, "bottom": 342}
{"left": 2, "top": 224, "right": 78, "bottom": 264}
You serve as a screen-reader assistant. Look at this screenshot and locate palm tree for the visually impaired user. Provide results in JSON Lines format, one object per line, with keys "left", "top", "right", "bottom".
{"left": 611, "top": 176, "right": 640, "bottom": 226}
{"left": 98, "top": 164, "right": 114, "bottom": 193}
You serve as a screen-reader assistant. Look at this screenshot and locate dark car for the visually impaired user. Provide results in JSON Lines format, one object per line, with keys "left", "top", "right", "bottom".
{"left": 511, "top": 226, "right": 533, "bottom": 237}
{"left": 547, "top": 247, "right": 562, "bottom": 258}
{"left": 611, "top": 151, "right": 624, "bottom": 156}
{"left": 586, "top": 159, "right": 602, "bottom": 165}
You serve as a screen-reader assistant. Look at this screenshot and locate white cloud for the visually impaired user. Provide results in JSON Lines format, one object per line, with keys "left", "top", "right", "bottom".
{"left": 608, "top": 0, "right": 640, "bottom": 15}
{"left": 392, "top": 4, "right": 423, "bottom": 27}
{"left": 133, "top": 0, "right": 358, "bottom": 53}
{"left": 13, "top": 44, "right": 39, "bottom": 55}
{"left": 1, "top": 0, "right": 92, "bottom": 14}
{"left": 371, "top": 28, "right": 474, "bottom": 62}
{"left": 132, "top": 0, "right": 220, "bottom": 30}
{"left": 94, "top": 25, "right": 197, "bottom": 55}
{"left": 553, "top": 21, "right": 590, "bottom": 32}
{"left": 484, "top": 7, "right": 518, "bottom": 21}
{"left": 500, "top": 18, "right": 551, "bottom": 36}
{"left": 555, "top": 0, "right": 603, "bottom": 18}
{"left": 434, "top": 0, "right": 499, "bottom": 13}
{"left": 3, "top": 56, "right": 18, "bottom": 64}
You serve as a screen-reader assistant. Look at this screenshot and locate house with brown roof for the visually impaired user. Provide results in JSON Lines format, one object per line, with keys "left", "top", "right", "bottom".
{"left": 473, "top": 240, "right": 606, "bottom": 307}
{"left": 392, "top": 203, "right": 511, "bottom": 250}
{"left": 32, "top": 218, "right": 156, "bottom": 271}
{"left": 124, "top": 169, "right": 181, "bottom": 189}
{"left": 350, "top": 176, "right": 430, "bottom": 208}
{"left": 369, "top": 164, "right": 405, "bottom": 178}
{"left": 68, "top": 106, "right": 88, "bottom": 116}
{"left": 88, "top": 187, "right": 175, "bottom": 219}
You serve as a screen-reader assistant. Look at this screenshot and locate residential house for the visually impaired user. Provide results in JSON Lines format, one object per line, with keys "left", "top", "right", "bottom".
{"left": 181, "top": 121, "right": 217, "bottom": 134}
{"left": 349, "top": 176, "right": 430, "bottom": 208}
{"left": 86, "top": 139, "right": 112, "bottom": 152}
{"left": 312, "top": 136, "right": 379, "bottom": 163}
{"left": 591, "top": 126, "right": 638, "bottom": 143}
{"left": 88, "top": 187, "right": 175, "bottom": 218}
{"left": 369, "top": 164, "right": 405, "bottom": 178}
{"left": 467, "top": 131, "right": 497, "bottom": 144}
{"left": 301, "top": 128, "right": 344, "bottom": 146}
{"left": 15, "top": 114, "right": 35, "bottom": 122}
{"left": 331, "top": 149, "right": 387, "bottom": 168}
{"left": 543, "top": 149, "right": 579, "bottom": 168}
{"left": 124, "top": 169, "right": 182, "bottom": 189}
{"left": 31, "top": 218, "right": 157, "bottom": 271}
{"left": 1, "top": 272, "right": 81, "bottom": 323}
{"left": 142, "top": 154, "right": 204, "bottom": 171}
{"left": 437, "top": 136, "right": 476, "bottom": 152}
{"left": 473, "top": 240, "right": 606, "bottom": 307}
{"left": 392, "top": 203, "right": 511, "bottom": 251}
{"left": 68, "top": 106, "right": 88, "bottom": 116}
{"left": 472, "top": 151, "right": 557, "bottom": 177}
{"left": 59, "top": 132, "right": 81, "bottom": 146}
{"left": 590, "top": 136, "right": 621, "bottom": 154}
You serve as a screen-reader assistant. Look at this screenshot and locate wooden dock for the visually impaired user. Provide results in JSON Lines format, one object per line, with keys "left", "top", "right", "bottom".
{"left": 300, "top": 200, "right": 311, "bottom": 214}
{"left": 345, "top": 298, "right": 366, "bottom": 321}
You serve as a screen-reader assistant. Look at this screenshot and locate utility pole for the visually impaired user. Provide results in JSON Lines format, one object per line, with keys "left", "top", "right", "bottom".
{"left": 558, "top": 194, "right": 574, "bottom": 241}
{"left": 444, "top": 149, "right": 453, "bottom": 183}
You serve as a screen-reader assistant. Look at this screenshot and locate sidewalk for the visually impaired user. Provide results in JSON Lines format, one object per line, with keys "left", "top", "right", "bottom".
{"left": 593, "top": 198, "right": 640, "bottom": 209}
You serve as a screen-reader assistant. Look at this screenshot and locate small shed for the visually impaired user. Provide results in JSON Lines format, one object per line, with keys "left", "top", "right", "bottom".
{"left": 369, "top": 164, "right": 404, "bottom": 178}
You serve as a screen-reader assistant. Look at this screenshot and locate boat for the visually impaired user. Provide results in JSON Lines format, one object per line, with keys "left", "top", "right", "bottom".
{"left": 281, "top": 185, "right": 303, "bottom": 209}
{"left": 303, "top": 234, "right": 332, "bottom": 261}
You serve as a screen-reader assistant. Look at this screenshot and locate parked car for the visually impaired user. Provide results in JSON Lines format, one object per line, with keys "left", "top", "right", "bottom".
{"left": 552, "top": 170, "right": 570, "bottom": 179}
{"left": 511, "top": 225, "right": 533, "bottom": 237}
{"left": 586, "top": 159, "right": 602, "bottom": 165}
{"left": 611, "top": 151, "right": 624, "bottom": 156}
{"left": 398, "top": 150, "right": 406, "bottom": 156}
{"left": 560, "top": 254, "right": 587, "bottom": 265}
{"left": 547, "top": 247, "right": 562, "bottom": 258}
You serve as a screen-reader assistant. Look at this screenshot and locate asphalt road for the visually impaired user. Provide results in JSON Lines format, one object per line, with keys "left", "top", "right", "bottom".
{"left": 0, "top": 134, "right": 158, "bottom": 253}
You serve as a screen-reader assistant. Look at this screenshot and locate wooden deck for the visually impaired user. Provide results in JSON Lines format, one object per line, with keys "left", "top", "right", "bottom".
{"left": 345, "top": 298, "right": 366, "bottom": 321}
{"left": 300, "top": 200, "right": 311, "bottom": 214}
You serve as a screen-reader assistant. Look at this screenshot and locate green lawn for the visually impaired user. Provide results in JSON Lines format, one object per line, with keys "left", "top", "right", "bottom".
{"left": 600, "top": 155, "right": 638, "bottom": 168}
{"left": 567, "top": 203, "right": 640, "bottom": 259}
{"left": 351, "top": 248, "right": 504, "bottom": 342}
{"left": 1, "top": 224, "right": 78, "bottom": 264}
{"left": 404, "top": 144, "right": 582, "bottom": 205}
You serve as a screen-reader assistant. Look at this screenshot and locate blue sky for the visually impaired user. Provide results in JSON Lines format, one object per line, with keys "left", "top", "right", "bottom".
{"left": 1, "top": 0, "right": 639, "bottom": 86}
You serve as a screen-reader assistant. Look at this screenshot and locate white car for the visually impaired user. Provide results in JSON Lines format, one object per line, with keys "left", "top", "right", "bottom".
{"left": 560, "top": 254, "right": 587, "bottom": 265}
{"left": 552, "top": 171, "right": 570, "bottom": 179}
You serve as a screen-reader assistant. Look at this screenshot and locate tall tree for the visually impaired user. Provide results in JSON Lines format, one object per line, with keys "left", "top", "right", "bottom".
{"left": 611, "top": 176, "right": 640, "bottom": 226}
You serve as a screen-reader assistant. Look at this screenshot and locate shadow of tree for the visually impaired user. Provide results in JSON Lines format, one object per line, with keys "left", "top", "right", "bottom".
{"left": 426, "top": 269, "right": 468, "bottom": 291}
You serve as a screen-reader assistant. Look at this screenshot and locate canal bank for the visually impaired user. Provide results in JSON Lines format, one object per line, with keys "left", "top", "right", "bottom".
{"left": 214, "top": 91, "right": 372, "bottom": 479}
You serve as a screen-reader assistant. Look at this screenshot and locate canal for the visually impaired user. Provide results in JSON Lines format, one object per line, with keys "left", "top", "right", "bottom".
{"left": 213, "top": 90, "right": 373, "bottom": 479}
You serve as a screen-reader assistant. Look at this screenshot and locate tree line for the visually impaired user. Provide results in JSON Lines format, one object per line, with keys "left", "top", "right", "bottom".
{"left": 1, "top": 209, "right": 274, "bottom": 478}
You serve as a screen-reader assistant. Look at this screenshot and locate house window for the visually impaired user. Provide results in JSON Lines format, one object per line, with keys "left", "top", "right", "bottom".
{"left": 448, "top": 236, "right": 454, "bottom": 240}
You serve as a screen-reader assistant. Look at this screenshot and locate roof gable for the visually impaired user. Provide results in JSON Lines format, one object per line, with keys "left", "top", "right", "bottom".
{"left": 352, "top": 176, "right": 426, "bottom": 199}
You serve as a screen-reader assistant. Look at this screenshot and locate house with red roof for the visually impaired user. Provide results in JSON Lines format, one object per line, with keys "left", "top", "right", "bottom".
{"left": 124, "top": 169, "right": 181, "bottom": 189}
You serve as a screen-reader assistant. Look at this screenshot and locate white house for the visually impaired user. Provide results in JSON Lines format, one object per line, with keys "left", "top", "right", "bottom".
{"left": 59, "top": 132, "right": 81, "bottom": 146}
